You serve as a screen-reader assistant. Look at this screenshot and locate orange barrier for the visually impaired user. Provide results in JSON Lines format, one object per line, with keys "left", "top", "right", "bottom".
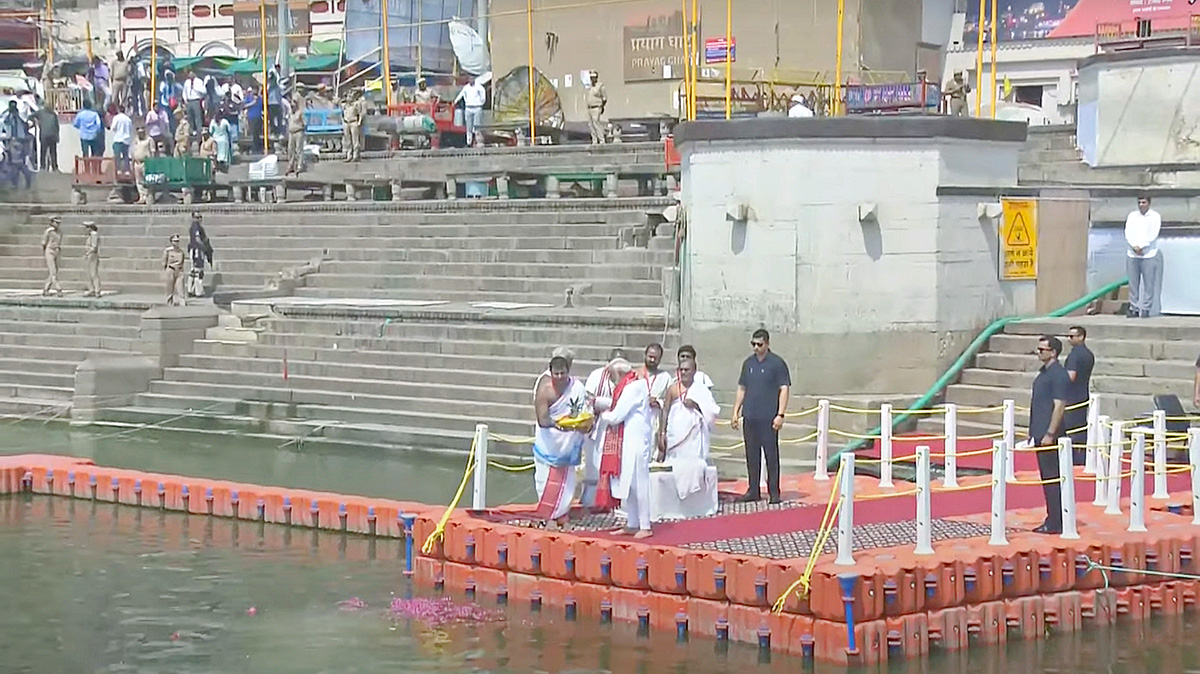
{"left": 8, "top": 453, "right": 1200, "bottom": 665}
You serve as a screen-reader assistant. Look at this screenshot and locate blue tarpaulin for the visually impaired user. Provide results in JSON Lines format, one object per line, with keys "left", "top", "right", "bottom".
{"left": 343, "top": 0, "right": 478, "bottom": 74}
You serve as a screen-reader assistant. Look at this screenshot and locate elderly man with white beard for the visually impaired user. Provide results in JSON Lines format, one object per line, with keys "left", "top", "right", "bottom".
{"left": 598, "top": 357, "right": 656, "bottom": 538}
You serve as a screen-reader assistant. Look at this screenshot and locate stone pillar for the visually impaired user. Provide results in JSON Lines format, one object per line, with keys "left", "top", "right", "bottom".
{"left": 445, "top": 177, "right": 457, "bottom": 200}
{"left": 139, "top": 304, "right": 220, "bottom": 369}
{"left": 496, "top": 174, "right": 510, "bottom": 200}
{"left": 72, "top": 355, "right": 160, "bottom": 424}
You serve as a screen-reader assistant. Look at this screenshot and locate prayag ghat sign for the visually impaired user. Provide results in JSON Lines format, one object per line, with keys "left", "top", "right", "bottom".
{"left": 623, "top": 11, "right": 686, "bottom": 82}
{"left": 232, "top": 1, "right": 311, "bottom": 51}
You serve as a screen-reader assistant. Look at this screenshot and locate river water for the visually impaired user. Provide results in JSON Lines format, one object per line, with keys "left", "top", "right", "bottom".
{"left": 5, "top": 423, "right": 1200, "bottom": 672}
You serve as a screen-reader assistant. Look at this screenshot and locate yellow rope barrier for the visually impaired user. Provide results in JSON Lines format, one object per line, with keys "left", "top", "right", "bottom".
{"left": 857, "top": 487, "right": 921, "bottom": 501}
{"left": 772, "top": 460, "right": 844, "bottom": 613}
{"left": 487, "top": 460, "right": 536, "bottom": 472}
{"left": 421, "top": 434, "right": 477, "bottom": 554}
{"left": 957, "top": 404, "right": 1007, "bottom": 414}
{"left": 932, "top": 481, "right": 993, "bottom": 493}
{"left": 489, "top": 433, "right": 536, "bottom": 444}
{"left": 1008, "top": 476, "right": 1065, "bottom": 486}
{"left": 828, "top": 429, "right": 882, "bottom": 440}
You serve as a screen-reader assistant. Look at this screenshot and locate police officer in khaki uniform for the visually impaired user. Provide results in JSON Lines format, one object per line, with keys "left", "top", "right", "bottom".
{"left": 341, "top": 90, "right": 366, "bottom": 162}
{"left": 163, "top": 234, "right": 185, "bottom": 306}
{"left": 286, "top": 96, "right": 307, "bottom": 175}
{"left": 944, "top": 72, "right": 971, "bottom": 117}
{"left": 82, "top": 221, "right": 101, "bottom": 297}
{"left": 585, "top": 71, "right": 607, "bottom": 144}
{"left": 41, "top": 216, "right": 63, "bottom": 296}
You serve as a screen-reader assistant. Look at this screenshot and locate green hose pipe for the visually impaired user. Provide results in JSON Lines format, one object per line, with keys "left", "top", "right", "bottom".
{"left": 826, "top": 277, "right": 1130, "bottom": 470}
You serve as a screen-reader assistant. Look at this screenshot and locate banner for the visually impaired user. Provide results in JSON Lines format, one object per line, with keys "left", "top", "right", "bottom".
{"left": 232, "top": 1, "right": 311, "bottom": 52}
{"left": 964, "top": 0, "right": 1194, "bottom": 43}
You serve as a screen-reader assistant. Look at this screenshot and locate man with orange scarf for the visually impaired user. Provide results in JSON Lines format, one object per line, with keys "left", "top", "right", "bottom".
{"left": 598, "top": 358, "right": 656, "bottom": 538}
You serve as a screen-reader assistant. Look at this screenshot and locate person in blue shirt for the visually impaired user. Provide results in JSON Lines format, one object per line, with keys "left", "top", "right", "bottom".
{"left": 73, "top": 100, "right": 104, "bottom": 157}
{"left": 244, "top": 86, "right": 264, "bottom": 153}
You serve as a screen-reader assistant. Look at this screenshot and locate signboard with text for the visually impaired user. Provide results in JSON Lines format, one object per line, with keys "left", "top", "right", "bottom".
{"left": 1000, "top": 198, "right": 1039, "bottom": 280}
{"left": 232, "top": 1, "right": 311, "bottom": 52}
{"left": 622, "top": 11, "right": 686, "bottom": 82}
{"left": 704, "top": 37, "right": 735, "bottom": 64}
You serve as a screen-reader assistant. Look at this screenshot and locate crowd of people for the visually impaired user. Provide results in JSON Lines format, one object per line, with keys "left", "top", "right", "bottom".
{"left": 530, "top": 330, "right": 791, "bottom": 537}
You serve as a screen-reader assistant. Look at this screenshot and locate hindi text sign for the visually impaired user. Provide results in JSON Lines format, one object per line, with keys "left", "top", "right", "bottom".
{"left": 1000, "top": 198, "right": 1038, "bottom": 280}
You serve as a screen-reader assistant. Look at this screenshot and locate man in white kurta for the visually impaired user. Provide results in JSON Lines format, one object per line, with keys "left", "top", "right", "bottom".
{"left": 657, "top": 358, "right": 720, "bottom": 515}
{"left": 533, "top": 356, "right": 589, "bottom": 528}
{"left": 601, "top": 366, "right": 656, "bottom": 538}
{"left": 582, "top": 358, "right": 620, "bottom": 508}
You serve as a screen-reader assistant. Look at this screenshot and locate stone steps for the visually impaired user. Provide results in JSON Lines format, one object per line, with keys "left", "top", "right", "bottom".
{"left": 2, "top": 233, "right": 637, "bottom": 250}
{"left": 291, "top": 288, "right": 662, "bottom": 307}
{"left": 252, "top": 317, "right": 670, "bottom": 346}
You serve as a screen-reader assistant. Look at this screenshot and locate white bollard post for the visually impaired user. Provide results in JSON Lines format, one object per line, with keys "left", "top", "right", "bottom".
{"left": 943, "top": 403, "right": 959, "bottom": 488}
{"left": 1128, "top": 431, "right": 1147, "bottom": 533}
{"left": 814, "top": 399, "right": 830, "bottom": 481}
{"left": 1153, "top": 409, "right": 1169, "bottom": 500}
{"left": 1092, "top": 415, "right": 1111, "bottom": 507}
{"left": 835, "top": 452, "right": 857, "bottom": 566}
{"left": 1189, "top": 428, "right": 1200, "bottom": 526}
{"left": 472, "top": 423, "right": 488, "bottom": 511}
{"left": 1084, "top": 395, "right": 1100, "bottom": 474}
{"left": 1003, "top": 399, "right": 1017, "bottom": 483}
{"left": 1058, "top": 437, "right": 1079, "bottom": 540}
{"left": 1105, "top": 420, "right": 1126, "bottom": 516}
{"left": 914, "top": 445, "right": 934, "bottom": 555}
{"left": 989, "top": 440, "right": 1009, "bottom": 546}
{"left": 879, "top": 403, "right": 894, "bottom": 488}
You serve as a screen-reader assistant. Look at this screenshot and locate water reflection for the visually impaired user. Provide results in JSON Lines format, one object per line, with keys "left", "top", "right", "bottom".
{"left": 5, "top": 495, "right": 1200, "bottom": 673}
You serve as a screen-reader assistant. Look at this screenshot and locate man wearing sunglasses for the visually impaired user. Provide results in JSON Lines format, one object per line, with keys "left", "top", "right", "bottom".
{"left": 1029, "top": 335, "right": 1070, "bottom": 534}
{"left": 731, "top": 329, "right": 791, "bottom": 504}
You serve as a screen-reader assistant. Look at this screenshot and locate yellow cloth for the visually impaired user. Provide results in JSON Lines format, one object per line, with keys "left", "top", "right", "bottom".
{"left": 555, "top": 411, "right": 594, "bottom": 430}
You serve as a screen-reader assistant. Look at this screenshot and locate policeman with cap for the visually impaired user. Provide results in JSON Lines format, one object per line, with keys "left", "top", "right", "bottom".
{"left": 163, "top": 233, "right": 185, "bottom": 306}
{"left": 41, "top": 215, "right": 62, "bottom": 296}
{"left": 82, "top": 221, "right": 101, "bottom": 297}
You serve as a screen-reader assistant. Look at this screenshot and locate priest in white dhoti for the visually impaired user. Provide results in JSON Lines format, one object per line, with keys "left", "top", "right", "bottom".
{"left": 600, "top": 359, "right": 656, "bottom": 539}
{"left": 654, "top": 357, "right": 720, "bottom": 520}
{"left": 532, "top": 355, "right": 591, "bottom": 529}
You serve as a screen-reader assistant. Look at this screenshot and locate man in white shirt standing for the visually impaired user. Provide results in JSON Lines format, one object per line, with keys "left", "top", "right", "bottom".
{"left": 457, "top": 78, "right": 487, "bottom": 147}
{"left": 109, "top": 105, "right": 133, "bottom": 169}
{"left": 1124, "top": 193, "right": 1163, "bottom": 318}
{"left": 183, "top": 71, "right": 206, "bottom": 142}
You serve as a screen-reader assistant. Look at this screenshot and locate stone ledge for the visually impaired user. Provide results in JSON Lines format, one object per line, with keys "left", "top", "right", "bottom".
{"left": 675, "top": 116, "right": 1028, "bottom": 147}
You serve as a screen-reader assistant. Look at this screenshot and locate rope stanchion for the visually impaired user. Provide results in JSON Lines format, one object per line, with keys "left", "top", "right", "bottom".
{"left": 1190, "top": 428, "right": 1200, "bottom": 526}
{"left": 1105, "top": 420, "right": 1126, "bottom": 516}
{"left": 834, "top": 452, "right": 856, "bottom": 566}
{"left": 989, "top": 440, "right": 1008, "bottom": 547}
{"left": 1059, "top": 437, "right": 1079, "bottom": 540}
{"left": 1153, "top": 409, "right": 1169, "bottom": 500}
{"left": 880, "top": 403, "right": 894, "bottom": 488}
{"left": 1084, "top": 396, "right": 1100, "bottom": 474}
{"left": 1002, "top": 399, "right": 1016, "bottom": 483}
{"left": 914, "top": 445, "right": 933, "bottom": 555}
{"left": 1129, "top": 430, "right": 1148, "bottom": 533}
{"left": 1092, "top": 415, "right": 1111, "bottom": 507}
{"left": 814, "top": 399, "right": 830, "bottom": 481}
{"left": 473, "top": 424, "right": 489, "bottom": 510}
{"left": 943, "top": 403, "right": 958, "bottom": 488}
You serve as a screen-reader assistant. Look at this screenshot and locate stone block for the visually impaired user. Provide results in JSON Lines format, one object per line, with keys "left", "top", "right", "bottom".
{"left": 140, "top": 305, "right": 220, "bottom": 368}
{"left": 71, "top": 354, "right": 161, "bottom": 424}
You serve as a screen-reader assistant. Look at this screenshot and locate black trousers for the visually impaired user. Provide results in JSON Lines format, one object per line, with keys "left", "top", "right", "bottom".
{"left": 743, "top": 418, "right": 780, "bottom": 499}
{"left": 39, "top": 137, "right": 57, "bottom": 171}
{"left": 1036, "top": 445, "right": 1062, "bottom": 529}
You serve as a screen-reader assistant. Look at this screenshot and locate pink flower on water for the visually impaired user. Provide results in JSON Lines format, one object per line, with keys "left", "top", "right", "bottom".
{"left": 388, "top": 596, "right": 503, "bottom": 627}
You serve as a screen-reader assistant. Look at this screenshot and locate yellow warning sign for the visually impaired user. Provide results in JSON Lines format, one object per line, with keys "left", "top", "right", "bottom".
{"left": 1000, "top": 198, "right": 1038, "bottom": 280}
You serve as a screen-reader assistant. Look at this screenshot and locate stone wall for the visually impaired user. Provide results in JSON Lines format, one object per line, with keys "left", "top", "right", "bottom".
{"left": 675, "top": 117, "right": 1031, "bottom": 395}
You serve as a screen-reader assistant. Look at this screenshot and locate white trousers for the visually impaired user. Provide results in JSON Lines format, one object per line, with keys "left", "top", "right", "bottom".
{"left": 620, "top": 459, "right": 651, "bottom": 531}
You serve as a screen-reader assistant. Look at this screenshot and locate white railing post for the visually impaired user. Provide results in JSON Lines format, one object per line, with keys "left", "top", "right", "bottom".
{"left": 835, "top": 452, "right": 856, "bottom": 566}
{"left": 814, "top": 399, "right": 830, "bottom": 481}
{"left": 879, "top": 403, "right": 894, "bottom": 488}
{"left": 1189, "top": 428, "right": 1200, "bottom": 526}
{"left": 989, "top": 440, "right": 1009, "bottom": 546}
{"left": 914, "top": 445, "right": 934, "bottom": 555}
{"left": 1059, "top": 437, "right": 1079, "bottom": 540}
{"left": 1092, "top": 415, "right": 1111, "bottom": 507}
{"left": 1153, "top": 409, "right": 1169, "bottom": 500}
{"left": 472, "top": 423, "right": 488, "bottom": 510}
{"left": 1128, "top": 431, "right": 1147, "bottom": 533}
{"left": 1003, "top": 399, "right": 1016, "bottom": 483}
{"left": 1084, "top": 395, "right": 1100, "bottom": 474}
{"left": 1105, "top": 420, "right": 1126, "bottom": 516}
{"left": 943, "top": 403, "right": 959, "bottom": 488}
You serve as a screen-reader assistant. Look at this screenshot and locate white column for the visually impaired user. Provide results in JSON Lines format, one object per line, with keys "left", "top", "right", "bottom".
{"left": 472, "top": 423, "right": 489, "bottom": 510}
{"left": 1128, "top": 431, "right": 1147, "bottom": 533}
{"left": 1189, "top": 428, "right": 1200, "bottom": 526}
{"left": 879, "top": 403, "right": 894, "bottom": 488}
{"left": 989, "top": 440, "right": 1009, "bottom": 546}
{"left": 943, "top": 403, "right": 959, "bottom": 488}
{"left": 1084, "top": 395, "right": 1100, "bottom": 474}
{"left": 1092, "top": 415, "right": 1111, "bottom": 507}
{"left": 814, "top": 399, "right": 830, "bottom": 481}
{"left": 1105, "top": 420, "right": 1126, "bottom": 516}
{"left": 1059, "top": 437, "right": 1079, "bottom": 540}
{"left": 1153, "top": 409, "right": 1169, "bottom": 500}
{"left": 914, "top": 445, "right": 934, "bottom": 555}
{"left": 1003, "top": 399, "right": 1016, "bottom": 483}
{"left": 835, "top": 452, "right": 856, "bottom": 566}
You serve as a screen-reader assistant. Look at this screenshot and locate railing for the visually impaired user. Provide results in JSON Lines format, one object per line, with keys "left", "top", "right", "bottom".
{"left": 1094, "top": 14, "right": 1200, "bottom": 53}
